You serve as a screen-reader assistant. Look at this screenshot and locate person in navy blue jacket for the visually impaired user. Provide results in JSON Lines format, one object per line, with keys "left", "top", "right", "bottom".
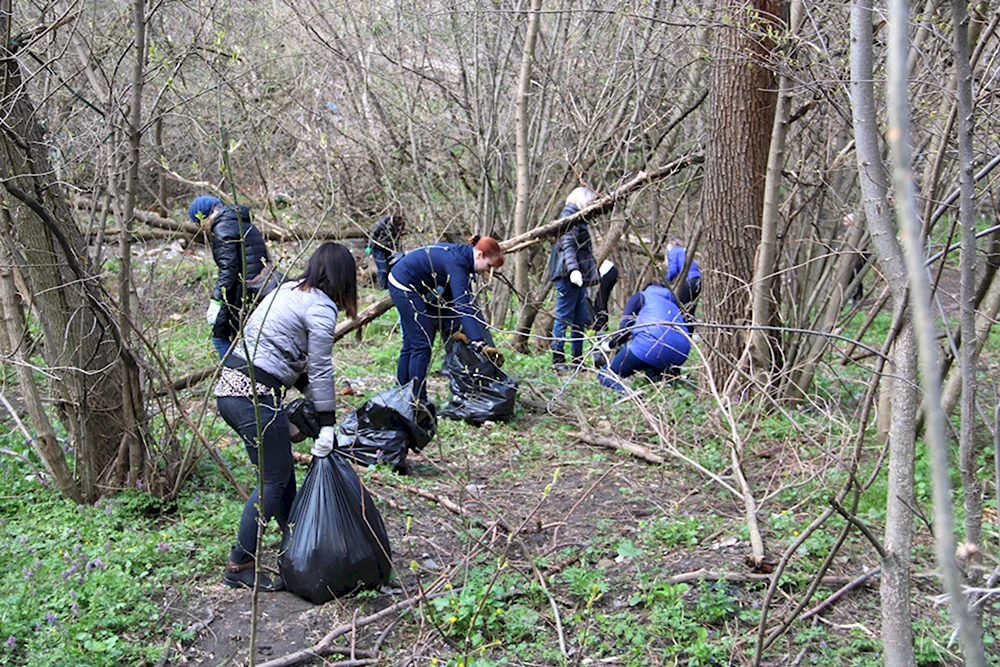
{"left": 596, "top": 281, "right": 691, "bottom": 392}
{"left": 388, "top": 236, "right": 505, "bottom": 403}
{"left": 665, "top": 239, "right": 701, "bottom": 312}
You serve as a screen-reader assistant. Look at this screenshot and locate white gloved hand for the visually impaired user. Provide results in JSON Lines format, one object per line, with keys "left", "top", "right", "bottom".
{"left": 311, "top": 426, "right": 335, "bottom": 458}
{"left": 206, "top": 300, "right": 222, "bottom": 325}
{"left": 569, "top": 270, "right": 584, "bottom": 287}
{"left": 598, "top": 340, "right": 612, "bottom": 354}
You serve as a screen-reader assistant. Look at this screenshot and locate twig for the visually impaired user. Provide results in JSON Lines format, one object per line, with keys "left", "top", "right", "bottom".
{"left": 830, "top": 498, "right": 889, "bottom": 559}
{"left": 799, "top": 567, "right": 881, "bottom": 622}
{"left": 255, "top": 594, "right": 431, "bottom": 667}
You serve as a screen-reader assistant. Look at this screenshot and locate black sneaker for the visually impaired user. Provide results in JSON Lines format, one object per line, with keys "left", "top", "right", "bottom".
{"left": 223, "top": 561, "right": 286, "bottom": 592}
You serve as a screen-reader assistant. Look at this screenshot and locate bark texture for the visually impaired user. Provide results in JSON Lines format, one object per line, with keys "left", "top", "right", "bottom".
{"left": 701, "top": 0, "right": 779, "bottom": 391}
{"left": 0, "top": 6, "right": 128, "bottom": 502}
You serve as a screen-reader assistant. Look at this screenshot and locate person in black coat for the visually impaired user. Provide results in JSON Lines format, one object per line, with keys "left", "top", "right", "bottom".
{"left": 188, "top": 196, "right": 272, "bottom": 359}
{"left": 548, "top": 187, "right": 600, "bottom": 370}
{"left": 367, "top": 213, "right": 406, "bottom": 289}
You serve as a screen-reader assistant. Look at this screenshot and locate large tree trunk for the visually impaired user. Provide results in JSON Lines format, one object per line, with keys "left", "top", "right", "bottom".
{"left": 701, "top": 0, "right": 779, "bottom": 392}
{"left": 0, "top": 3, "right": 129, "bottom": 503}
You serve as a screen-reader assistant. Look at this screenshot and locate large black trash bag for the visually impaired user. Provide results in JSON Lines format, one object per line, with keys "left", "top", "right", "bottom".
{"left": 336, "top": 380, "right": 436, "bottom": 471}
{"left": 440, "top": 338, "right": 518, "bottom": 425}
{"left": 279, "top": 454, "right": 392, "bottom": 604}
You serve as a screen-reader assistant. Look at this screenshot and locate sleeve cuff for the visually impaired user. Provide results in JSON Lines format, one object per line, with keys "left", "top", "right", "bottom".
{"left": 317, "top": 411, "right": 337, "bottom": 427}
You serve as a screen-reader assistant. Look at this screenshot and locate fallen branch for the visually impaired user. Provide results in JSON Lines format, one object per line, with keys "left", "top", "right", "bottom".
{"left": 799, "top": 567, "right": 880, "bottom": 622}
{"left": 568, "top": 431, "right": 664, "bottom": 464}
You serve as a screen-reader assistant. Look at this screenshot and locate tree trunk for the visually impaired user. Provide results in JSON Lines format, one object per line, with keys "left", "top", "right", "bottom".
{"left": 0, "top": 2, "right": 129, "bottom": 503}
{"left": 0, "top": 233, "right": 82, "bottom": 504}
{"left": 745, "top": 0, "right": 802, "bottom": 391}
{"left": 850, "top": 2, "right": 916, "bottom": 663}
{"left": 701, "top": 0, "right": 779, "bottom": 393}
{"left": 887, "top": 0, "right": 984, "bottom": 663}
{"left": 513, "top": 0, "right": 543, "bottom": 301}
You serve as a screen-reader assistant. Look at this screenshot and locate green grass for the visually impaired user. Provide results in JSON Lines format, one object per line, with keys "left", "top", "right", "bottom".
{"left": 0, "top": 432, "right": 239, "bottom": 666}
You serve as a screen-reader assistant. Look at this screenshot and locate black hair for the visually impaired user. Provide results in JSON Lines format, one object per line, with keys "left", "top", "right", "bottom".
{"left": 294, "top": 242, "right": 358, "bottom": 318}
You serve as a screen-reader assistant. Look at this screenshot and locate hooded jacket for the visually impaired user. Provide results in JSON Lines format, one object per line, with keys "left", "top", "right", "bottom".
{"left": 210, "top": 206, "right": 270, "bottom": 340}
{"left": 548, "top": 203, "right": 598, "bottom": 285}
{"left": 226, "top": 282, "right": 339, "bottom": 425}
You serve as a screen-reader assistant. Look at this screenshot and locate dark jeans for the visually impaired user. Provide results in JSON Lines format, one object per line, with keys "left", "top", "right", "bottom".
{"left": 373, "top": 249, "right": 390, "bottom": 290}
{"left": 212, "top": 337, "right": 233, "bottom": 360}
{"left": 675, "top": 276, "right": 701, "bottom": 310}
{"left": 552, "top": 278, "right": 590, "bottom": 362}
{"left": 389, "top": 284, "right": 435, "bottom": 403}
{"left": 217, "top": 394, "right": 296, "bottom": 562}
{"left": 598, "top": 342, "right": 685, "bottom": 392}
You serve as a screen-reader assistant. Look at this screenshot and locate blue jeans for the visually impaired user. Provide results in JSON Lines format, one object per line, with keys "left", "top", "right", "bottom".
{"left": 212, "top": 337, "right": 233, "bottom": 360}
{"left": 552, "top": 278, "right": 589, "bottom": 362}
{"left": 216, "top": 394, "right": 296, "bottom": 561}
{"left": 598, "top": 341, "right": 684, "bottom": 392}
{"left": 389, "top": 284, "right": 435, "bottom": 403}
{"left": 372, "top": 249, "right": 390, "bottom": 290}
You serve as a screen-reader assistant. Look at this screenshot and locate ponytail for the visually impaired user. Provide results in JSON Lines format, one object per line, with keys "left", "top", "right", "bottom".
{"left": 472, "top": 235, "right": 505, "bottom": 268}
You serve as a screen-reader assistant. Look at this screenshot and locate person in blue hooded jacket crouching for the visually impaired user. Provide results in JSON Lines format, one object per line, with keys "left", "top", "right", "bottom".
{"left": 596, "top": 280, "right": 691, "bottom": 393}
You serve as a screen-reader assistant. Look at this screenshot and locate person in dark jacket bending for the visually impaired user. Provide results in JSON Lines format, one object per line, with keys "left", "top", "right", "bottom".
{"left": 367, "top": 213, "right": 406, "bottom": 289}
{"left": 549, "top": 187, "right": 600, "bottom": 371}
{"left": 664, "top": 239, "right": 701, "bottom": 311}
{"left": 596, "top": 281, "right": 691, "bottom": 393}
{"left": 189, "top": 196, "right": 273, "bottom": 359}
{"left": 388, "top": 236, "right": 505, "bottom": 404}
{"left": 214, "top": 242, "right": 357, "bottom": 591}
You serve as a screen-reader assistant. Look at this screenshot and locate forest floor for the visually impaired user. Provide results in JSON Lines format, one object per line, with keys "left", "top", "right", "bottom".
{"left": 140, "top": 239, "right": 993, "bottom": 667}
{"left": 3, "top": 239, "right": 994, "bottom": 667}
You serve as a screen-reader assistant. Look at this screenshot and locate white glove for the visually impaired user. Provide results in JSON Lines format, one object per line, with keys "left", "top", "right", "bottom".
{"left": 311, "top": 426, "right": 335, "bottom": 458}
{"left": 206, "top": 300, "right": 222, "bottom": 325}
{"left": 599, "top": 260, "right": 615, "bottom": 277}
{"left": 599, "top": 340, "right": 612, "bottom": 354}
{"left": 569, "top": 270, "right": 584, "bottom": 287}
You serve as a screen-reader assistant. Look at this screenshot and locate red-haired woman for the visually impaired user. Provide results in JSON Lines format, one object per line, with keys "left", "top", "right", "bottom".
{"left": 388, "top": 236, "right": 505, "bottom": 403}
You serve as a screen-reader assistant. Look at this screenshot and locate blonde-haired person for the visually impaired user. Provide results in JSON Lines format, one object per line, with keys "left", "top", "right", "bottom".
{"left": 388, "top": 236, "right": 505, "bottom": 404}
{"left": 548, "top": 186, "right": 600, "bottom": 371}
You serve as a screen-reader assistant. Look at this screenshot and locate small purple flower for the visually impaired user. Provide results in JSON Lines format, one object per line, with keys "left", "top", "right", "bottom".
{"left": 158, "top": 543, "right": 169, "bottom": 552}
{"left": 22, "top": 568, "right": 32, "bottom": 579}
{"left": 69, "top": 589, "right": 77, "bottom": 599}
{"left": 26, "top": 547, "right": 35, "bottom": 554}
{"left": 70, "top": 602, "right": 78, "bottom": 614}
{"left": 104, "top": 503, "right": 113, "bottom": 516}
{"left": 45, "top": 612, "right": 57, "bottom": 626}
{"left": 16, "top": 535, "right": 27, "bottom": 544}
{"left": 5, "top": 636, "right": 14, "bottom": 648}
{"left": 72, "top": 544, "right": 80, "bottom": 555}
{"left": 104, "top": 541, "right": 111, "bottom": 552}
{"left": 85, "top": 558, "right": 105, "bottom": 570}
{"left": 136, "top": 479, "right": 144, "bottom": 490}
{"left": 63, "top": 552, "right": 70, "bottom": 562}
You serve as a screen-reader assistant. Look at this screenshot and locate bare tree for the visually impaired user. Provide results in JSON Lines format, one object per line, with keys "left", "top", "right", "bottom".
{"left": 887, "top": 0, "right": 984, "bottom": 663}
{"left": 701, "top": 0, "right": 779, "bottom": 393}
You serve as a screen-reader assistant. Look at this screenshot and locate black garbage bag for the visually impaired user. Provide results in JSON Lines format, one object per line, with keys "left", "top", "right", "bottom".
{"left": 440, "top": 338, "right": 518, "bottom": 425}
{"left": 336, "top": 380, "right": 436, "bottom": 471}
{"left": 279, "top": 453, "right": 392, "bottom": 604}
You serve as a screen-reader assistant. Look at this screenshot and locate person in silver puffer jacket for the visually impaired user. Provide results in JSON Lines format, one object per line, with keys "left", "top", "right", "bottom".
{"left": 214, "top": 242, "right": 358, "bottom": 592}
